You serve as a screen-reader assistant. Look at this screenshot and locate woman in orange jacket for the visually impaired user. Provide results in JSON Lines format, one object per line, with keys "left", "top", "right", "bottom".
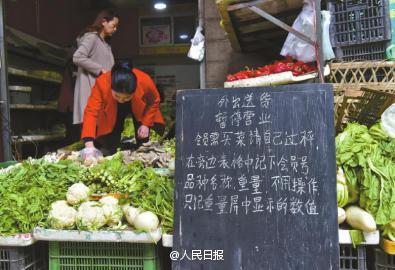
{"left": 81, "top": 60, "right": 165, "bottom": 157}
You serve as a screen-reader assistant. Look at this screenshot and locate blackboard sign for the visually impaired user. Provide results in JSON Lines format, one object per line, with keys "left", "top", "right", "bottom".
{"left": 173, "top": 84, "right": 339, "bottom": 270}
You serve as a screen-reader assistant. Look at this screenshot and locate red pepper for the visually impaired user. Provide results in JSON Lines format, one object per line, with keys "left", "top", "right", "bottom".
{"left": 235, "top": 73, "right": 249, "bottom": 80}
{"left": 272, "top": 62, "right": 289, "bottom": 74}
{"left": 226, "top": 75, "right": 237, "bottom": 82}
{"left": 292, "top": 67, "right": 303, "bottom": 76}
{"left": 257, "top": 66, "right": 271, "bottom": 76}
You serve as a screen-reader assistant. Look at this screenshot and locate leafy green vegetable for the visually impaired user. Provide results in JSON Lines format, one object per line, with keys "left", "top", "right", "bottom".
{"left": 349, "top": 230, "right": 365, "bottom": 248}
{"left": 127, "top": 168, "right": 174, "bottom": 234}
{"left": 382, "top": 223, "right": 395, "bottom": 241}
{"left": 0, "top": 159, "right": 82, "bottom": 235}
{"left": 336, "top": 123, "right": 395, "bottom": 225}
{"left": 80, "top": 152, "right": 174, "bottom": 233}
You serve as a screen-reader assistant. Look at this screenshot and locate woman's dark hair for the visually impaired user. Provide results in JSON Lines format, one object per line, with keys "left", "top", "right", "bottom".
{"left": 111, "top": 60, "right": 136, "bottom": 94}
{"left": 79, "top": 9, "right": 119, "bottom": 43}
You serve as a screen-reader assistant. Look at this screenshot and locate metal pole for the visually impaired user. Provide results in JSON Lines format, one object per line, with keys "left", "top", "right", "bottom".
{"left": 315, "top": 0, "right": 324, "bottom": 83}
{"left": 198, "top": 0, "right": 206, "bottom": 89}
{"left": 0, "top": 0, "right": 12, "bottom": 161}
{"left": 248, "top": 6, "right": 315, "bottom": 46}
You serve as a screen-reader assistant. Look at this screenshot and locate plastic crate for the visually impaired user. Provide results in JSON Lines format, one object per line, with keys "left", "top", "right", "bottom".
{"left": 373, "top": 247, "right": 395, "bottom": 270}
{"left": 0, "top": 242, "right": 47, "bottom": 270}
{"left": 49, "top": 241, "right": 159, "bottom": 270}
{"left": 339, "top": 244, "right": 367, "bottom": 270}
{"left": 329, "top": 0, "right": 391, "bottom": 47}
{"left": 334, "top": 41, "right": 389, "bottom": 61}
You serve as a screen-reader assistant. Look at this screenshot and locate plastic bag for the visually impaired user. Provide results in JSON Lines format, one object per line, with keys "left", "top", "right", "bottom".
{"left": 321, "top": 10, "right": 335, "bottom": 60}
{"left": 187, "top": 26, "right": 205, "bottom": 62}
{"left": 280, "top": 0, "right": 316, "bottom": 63}
{"left": 80, "top": 147, "right": 103, "bottom": 160}
{"left": 381, "top": 103, "right": 395, "bottom": 138}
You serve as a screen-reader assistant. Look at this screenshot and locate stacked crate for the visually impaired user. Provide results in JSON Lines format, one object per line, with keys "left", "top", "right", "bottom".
{"left": 0, "top": 242, "right": 47, "bottom": 270}
{"left": 48, "top": 242, "right": 159, "bottom": 270}
{"left": 372, "top": 248, "right": 395, "bottom": 270}
{"left": 329, "top": 0, "right": 391, "bottom": 61}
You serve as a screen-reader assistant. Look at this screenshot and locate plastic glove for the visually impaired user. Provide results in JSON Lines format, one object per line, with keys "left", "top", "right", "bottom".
{"left": 80, "top": 147, "right": 103, "bottom": 161}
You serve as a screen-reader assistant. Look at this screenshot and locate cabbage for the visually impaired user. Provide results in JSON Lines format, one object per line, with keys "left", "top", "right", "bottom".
{"left": 66, "top": 183, "right": 90, "bottom": 205}
{"left": 76, "top": 201, "right": 106, "bottom": 230}
{"left": 336, "top": 123, "right": 395, "bottom": 225}
{"left": 48, "top": 200, "right": 77, "bottom": 229}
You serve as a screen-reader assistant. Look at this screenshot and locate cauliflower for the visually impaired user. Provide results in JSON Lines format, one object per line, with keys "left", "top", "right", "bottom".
{"left": 123, "top": 205, "right": 141, "bottom": 226}
{"left": 99, "top": 196, "right": 123, "bottom": 227}
{"left": 76, "top": 201, "right": 106, "bottom": 230}
{"left": 48, "top": 200, "right": 77, "bottom": 229}
{"left": 66, "top": 183, "right": 90, "bottom": 205}
{"left": 99, "top": 196, "right": 118, "bottom": 205}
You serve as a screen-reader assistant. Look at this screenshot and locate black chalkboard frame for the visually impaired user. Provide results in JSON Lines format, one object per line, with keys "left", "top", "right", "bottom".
{"left": 173, "top": 84, "right": 339, "bottom": 270}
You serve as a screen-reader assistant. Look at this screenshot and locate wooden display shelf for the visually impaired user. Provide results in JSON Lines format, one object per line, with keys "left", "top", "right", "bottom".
{"left": 216, "top": 0, "right": 304, "bottom": 53}
{"left": 8, "top": 67, "right": 62, "bottom": 84}
{"left": 10, "top": 104, "right": 57, "bottom": 110}
{"left": 12, "top": 133, "right": 65, "bottom": 143}
{"left": 7, "top": 46, "right": 66, "bottom": 67}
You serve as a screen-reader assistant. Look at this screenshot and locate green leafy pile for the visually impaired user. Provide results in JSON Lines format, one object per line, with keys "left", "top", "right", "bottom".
{"left": 0, "top": 159, "right": 82, "bottom": 235}
{"left": 164, "top": 138, "right": 175, "bottom": 155}
{"left": 81, "top": 152, "right": 174, "bottom": 233}
{"left": 121, "top": 116, "right": 165, "bottom": 142}
{"left": 82, "top": 152, "right": 146, "bottom": 194}
{"left": 127, "top": 168, "right": 174, "bottom": 234}
{"left": 336, "top": 122, "right": 395, "bottom": 225}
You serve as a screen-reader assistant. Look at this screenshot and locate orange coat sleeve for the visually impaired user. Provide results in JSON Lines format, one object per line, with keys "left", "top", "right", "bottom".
{"left": 140, "top": 75, "right": 161, "bottom": 127}
{"left": 81, "top": 81, "right": 104, "bottom": 139}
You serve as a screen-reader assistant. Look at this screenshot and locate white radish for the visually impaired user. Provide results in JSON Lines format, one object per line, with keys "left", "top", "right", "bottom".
{"left": 134, "top": 211, "right": 159, "bottom": 232}
{"left": 338, "top": 207, "right": 346, "bottom": 224}
{"left": 123, "top": 206, "right": 141, "bottom": 226}
{"left": 346, "top": 206, "right": 376, "bottom": 232}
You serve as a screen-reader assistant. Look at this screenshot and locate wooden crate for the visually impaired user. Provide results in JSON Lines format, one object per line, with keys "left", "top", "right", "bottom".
{"left": 334, "top": 87, "right": 395, "bottom": 132}
{"left": 329, "top": 61, "right": 395, "bottom": 95}
{"left": 216, "top": 0, "right": 303, "bottom": 54}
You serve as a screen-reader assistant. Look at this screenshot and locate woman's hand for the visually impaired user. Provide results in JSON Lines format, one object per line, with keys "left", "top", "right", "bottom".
{"left": 80, "top": 142, "right": 102, "bottom": 160}
{"left": 100, "top": 69, "right": 107, "bottom": 75}
{"left": 85, "top": 141, "right": 95, "bottom": 149}
{"left": 137, "top": 125, "right": 149, "bottom": 138}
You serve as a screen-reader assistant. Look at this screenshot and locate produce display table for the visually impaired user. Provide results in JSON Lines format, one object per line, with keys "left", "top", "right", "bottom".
{"left": 338, "top": 229, "right": 380, "bottom": 245}
{"left": 161, "top": 229, "right": 380, "bottom": 248}
{"left": 33, "top": 227, "right": 162, "bottom": 243}
{"left": 162, "top": 233, "right": 173, "bottom": 248}
{"left": 0, "top": 233, "right": 36, "bottom": 246}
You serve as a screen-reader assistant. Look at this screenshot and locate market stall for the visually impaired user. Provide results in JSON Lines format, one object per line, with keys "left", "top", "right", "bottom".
{"left": 0, "top": 0, "right": 395, "bottom": 269}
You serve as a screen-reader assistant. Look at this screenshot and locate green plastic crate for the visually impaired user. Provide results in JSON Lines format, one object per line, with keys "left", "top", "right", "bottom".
{"left": 49, "top": 242, "right": 159, "bottom": 270}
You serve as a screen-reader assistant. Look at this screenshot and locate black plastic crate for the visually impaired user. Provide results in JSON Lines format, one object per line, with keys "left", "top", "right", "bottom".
{"left": 329, "top": 0, "right": 391, "bottom": 47}
{"left": 334, "top": 40, "right": 389, "bottom": 61}
{"left": 373, "top": 247, "right": 395, "bottom": 270}
{"left": 340, "top": 244, "right": 367, "bottom": 270}
{"left": 0, "top": 242, "right": 47, "bottom": 270}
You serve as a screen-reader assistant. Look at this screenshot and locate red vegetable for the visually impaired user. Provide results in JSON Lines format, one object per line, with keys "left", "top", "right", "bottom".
{"left": 225, "top": 57, "right": 318, "bottom": 82}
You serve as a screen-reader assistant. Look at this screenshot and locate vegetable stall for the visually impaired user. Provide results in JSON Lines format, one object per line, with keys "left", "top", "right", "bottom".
{"left": 0, "top": 140, "right": 175, "bottom": 269}
{"left": 0, "top": 0, "right": 395, "bottom": 269}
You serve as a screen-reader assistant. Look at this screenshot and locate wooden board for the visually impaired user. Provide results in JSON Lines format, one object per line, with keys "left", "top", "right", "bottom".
{"left": 173, "top": 84, "right": 339, "bottom": 270}
{"left": 216, "top": 0, "right": 303, "bottom": 53}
